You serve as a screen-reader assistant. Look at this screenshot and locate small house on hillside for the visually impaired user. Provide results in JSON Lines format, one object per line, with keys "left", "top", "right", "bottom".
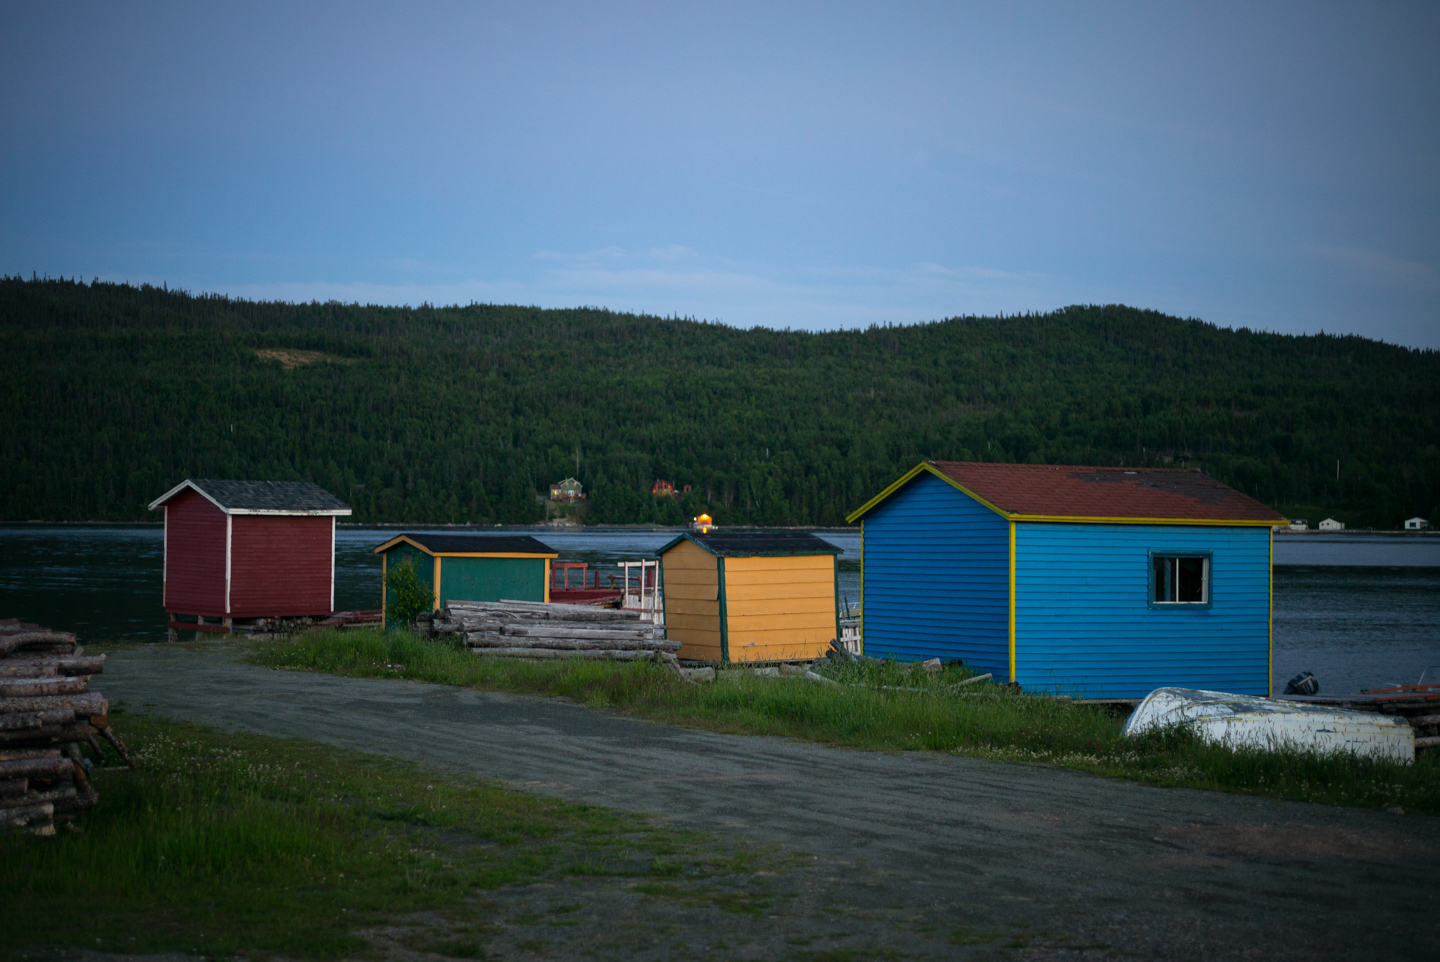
{"left": 846, "top": 462, "right": 1286, "bottom": 699}
{"left": 1319, "top": 518, "right": 1345, "bottom": 531}
{"left": 659, "top": 531, "right": 841, "bottom": 664}
{"left": 149, "top": 479, "right": 351, "bottom": 630}
{"left": 373, "top": 533, "right": 558, "bottom": 615}
{"left": 1406, "top": 517, "right": 1432, "bottom": 531}
{"left": 549, "top": 478, "right": 584, "bottom": 503}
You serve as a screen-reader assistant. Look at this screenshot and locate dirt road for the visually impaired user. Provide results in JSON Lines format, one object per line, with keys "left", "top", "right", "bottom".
{"left": 101, "top": 644, "right": 1439, "bottom": 960}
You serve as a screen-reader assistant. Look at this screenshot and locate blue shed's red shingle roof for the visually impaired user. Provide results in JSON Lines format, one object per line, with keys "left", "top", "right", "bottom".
{"left": 848, "top": 461, "right": 1285, "bottom": 524}
{"left": 929, "top": 462, "right": 1285, "bottom": 522}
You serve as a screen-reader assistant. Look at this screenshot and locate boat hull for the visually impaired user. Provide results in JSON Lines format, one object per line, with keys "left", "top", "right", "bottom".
{"left": 1123, "top": 687, "right": 1415, "bottom": 763}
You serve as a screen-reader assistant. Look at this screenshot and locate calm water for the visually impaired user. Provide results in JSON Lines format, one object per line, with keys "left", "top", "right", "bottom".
{"left": 1, "top": 525, "right": 1434, "bottom": 695}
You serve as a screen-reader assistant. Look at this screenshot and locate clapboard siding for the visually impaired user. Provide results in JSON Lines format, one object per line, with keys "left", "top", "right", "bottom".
{"left": 661, "top": 540, "right": 722, "bottom": 661}
{"left": 440, "top": 557, "right": 546, "bottom": 606}
{"left": 163, "top": 488, "right": 227, "bottom": 615}
{"left": 861, "top": 472, "right": 1009, "bottom": 674}
{"left": 1014, "top": 523, "right": 1270, "bottom": 698}
{"left": 230, "top": 515, "right": 334, "bottom": 617}
{"left": 724, "top": 554, "right": 836, "bottom": 662}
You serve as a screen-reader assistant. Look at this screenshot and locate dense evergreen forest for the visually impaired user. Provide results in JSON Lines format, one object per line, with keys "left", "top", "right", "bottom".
{"left": 2, "top": 276, "right": 1436, "bottom": 529}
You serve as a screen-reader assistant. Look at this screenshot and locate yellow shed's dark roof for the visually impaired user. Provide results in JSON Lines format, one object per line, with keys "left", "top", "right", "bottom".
{"left": 658, "top": 531, "right": 842, "bottom": 557}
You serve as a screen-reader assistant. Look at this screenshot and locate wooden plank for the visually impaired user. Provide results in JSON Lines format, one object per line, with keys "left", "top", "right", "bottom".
{"left": 724, "top": 555, "right": 834, "bottom": 573}
{"left": 667, "top": 630, "right": 721, "bottom": 648}
{"left": 166, "top": 620, "right": 230, "bottom": 634}
{"left": 720, "top": 580, "right": 834, "bottom": 603}
{"left": 727, "top": 638, "right": 832, "bottom": 662}
{"left": 663, "top": 599, "right": 720, "bottom": 617}
{"left": 677, "top": 640, "right": 722, "bottom": 660}
{"left": 0, "top": 678, "right": 88, "bottom": 698}
{"left": 726, "top": 612, "right": 835, "bottom": 631}
{"left": 725, "top": 595, "right": 834, "bottom": 618}
{"left": 661, "top": 541, "right": 717, "bottom": 569}
{"left": 659, "top": 567, "right": 718, "bottom": 585}
{"left": 664, "top": 582, "right": 719, "bottom": 601}
{"left": 722, "top": 567, "right": 833, "bottom": 587}
{"left": 0, "top": 693, "right": 105, "bottom": 715}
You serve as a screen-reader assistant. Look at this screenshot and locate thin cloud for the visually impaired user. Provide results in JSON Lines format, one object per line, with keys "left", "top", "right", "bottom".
{"left": 1313, "top": 246, "right": 1440, "bottom": 291}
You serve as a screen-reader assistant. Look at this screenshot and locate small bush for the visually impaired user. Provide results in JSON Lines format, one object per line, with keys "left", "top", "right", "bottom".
{"left": 383, "top": 556, "right": 431, "bottom": 629}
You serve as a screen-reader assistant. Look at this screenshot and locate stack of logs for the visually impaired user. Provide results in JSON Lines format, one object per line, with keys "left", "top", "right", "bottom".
{"left": 1, "top": 619, "right": 131, "bottom": 835}
{"left": 422, "top": 601, "right": 681, "bottom": 664}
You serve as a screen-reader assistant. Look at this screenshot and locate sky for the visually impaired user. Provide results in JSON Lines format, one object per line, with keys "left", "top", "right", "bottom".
{"left": 2, "top": 2, "right": 1438, "bottom": 347}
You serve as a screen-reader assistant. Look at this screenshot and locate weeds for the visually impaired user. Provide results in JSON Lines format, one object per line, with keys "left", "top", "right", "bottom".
{"left": 0, "top": 711, "right": 778, "bottom": 959}
{"left": 254, "top": 628, "right": 1440, "bottom": 815}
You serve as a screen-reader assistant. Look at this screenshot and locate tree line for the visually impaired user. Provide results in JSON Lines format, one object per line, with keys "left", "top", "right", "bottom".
{"left": 2, "top": 276, "right": 1436, "bottom": 529}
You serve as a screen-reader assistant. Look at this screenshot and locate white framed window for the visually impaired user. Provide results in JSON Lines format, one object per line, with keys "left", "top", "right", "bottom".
{"left": 1149, "top": 552, "right": 1211, "bottom": 607}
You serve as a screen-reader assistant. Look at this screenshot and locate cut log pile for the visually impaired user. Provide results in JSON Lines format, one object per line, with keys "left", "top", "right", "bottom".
{"left": 422, "top": 601, "right": 680, "bottom": 664}
{"left": 1, "top": 619, "right": 131, "bottom": 836}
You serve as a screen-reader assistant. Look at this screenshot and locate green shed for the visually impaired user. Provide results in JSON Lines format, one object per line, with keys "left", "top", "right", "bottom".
{"left": 373, "top": 533, "right": 559, "bottom": 616}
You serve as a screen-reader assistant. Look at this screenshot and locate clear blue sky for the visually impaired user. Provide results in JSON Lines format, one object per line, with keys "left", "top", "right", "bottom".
{"left": 3, "top": 2, "right": 1437, "bottom": 347}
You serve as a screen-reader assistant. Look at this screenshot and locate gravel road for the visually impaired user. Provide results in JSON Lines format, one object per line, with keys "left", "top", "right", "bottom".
{"left": 99, "top": 644, "right": 1439, "bottom": 960}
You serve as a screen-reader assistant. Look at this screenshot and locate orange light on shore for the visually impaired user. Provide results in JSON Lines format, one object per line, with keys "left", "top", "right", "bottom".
{"left": 692, "top": 513, "right": 713, "bottom": 532}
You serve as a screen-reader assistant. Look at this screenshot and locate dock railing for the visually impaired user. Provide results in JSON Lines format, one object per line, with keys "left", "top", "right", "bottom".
{"left": 838, "top": 597, "right": 862, "bottom": 655}
{"left": 618, "top": 559, "right": 663, "bottom": 624}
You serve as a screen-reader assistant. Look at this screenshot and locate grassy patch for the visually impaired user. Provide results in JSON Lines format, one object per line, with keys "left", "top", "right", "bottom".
{"left": 0, "top": 711, "right": 776, "bottom": 960}
{"left": 254, "top": 628, "right": 1440, "bottom": 814}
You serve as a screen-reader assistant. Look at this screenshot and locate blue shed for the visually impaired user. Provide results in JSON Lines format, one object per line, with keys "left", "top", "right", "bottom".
{"left": 846, "top": 462, "right": 1287, "bottom": 699}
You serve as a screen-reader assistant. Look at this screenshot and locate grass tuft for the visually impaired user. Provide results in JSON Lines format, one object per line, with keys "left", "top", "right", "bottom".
{"left": 254, "top": 628, "right": 1440, "bottom": 814}
{"left": 0, "top": 711, "right": 776, "bottom": 959}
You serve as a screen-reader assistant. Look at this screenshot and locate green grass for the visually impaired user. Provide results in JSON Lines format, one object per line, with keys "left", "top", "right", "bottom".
{"left": 0, "top": 710, "right": 777, "bottom": 960}
{"left": 254, "top": 628, "right": 1440, "bottom": 815}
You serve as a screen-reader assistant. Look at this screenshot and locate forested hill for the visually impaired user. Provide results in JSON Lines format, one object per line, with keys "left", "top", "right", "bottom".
{"left": 2, "top": 276, "right": 1436, "bottom": 528}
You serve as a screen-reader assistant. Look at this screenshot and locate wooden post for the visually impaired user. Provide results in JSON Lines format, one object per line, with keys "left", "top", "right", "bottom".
{"left": 717, "top": 556, "right": 729, "bottom": 664}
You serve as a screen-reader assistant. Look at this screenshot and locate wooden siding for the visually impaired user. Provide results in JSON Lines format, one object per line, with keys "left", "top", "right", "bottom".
{"left": 724, "top": 554, "right": 835, "bottom": 662}
{"left": 661, "top": 539, "right": 721, "bottom": 661}
{"left": 1014, "top": 522, "right": 1271, "bottom": 698}
{"left": 230, "top": 515, "right": 334, "bottom": 617}
{"left": 440, "top": 556, "right": 546, "bottom": 606}
{"left": 162, "top": 488, "right": 227, "bottom": 616}
{"left": 860, "top": 471, "right": 1010, "bottom": 674}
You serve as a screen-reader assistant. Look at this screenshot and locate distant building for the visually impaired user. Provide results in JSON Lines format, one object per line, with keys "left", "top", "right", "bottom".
{"left": 1285, "top": 519, "right": 1309, "bottom": 532}
{"left": 651, "top": 479, "right": 675, "bottom": 497}
{"left": 1405, "top": 517, "right": 1432, "bottom": 531}
{"left": 1319, "top": 518, "right": 1345, "bottom": 531}
{"left": 549, "top": 477, "right": 584, "bottom": 503}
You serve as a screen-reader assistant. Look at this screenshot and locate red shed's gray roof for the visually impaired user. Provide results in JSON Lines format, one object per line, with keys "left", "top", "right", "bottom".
{"left": 148, "top": 479, "right": 352, "bottom": 516}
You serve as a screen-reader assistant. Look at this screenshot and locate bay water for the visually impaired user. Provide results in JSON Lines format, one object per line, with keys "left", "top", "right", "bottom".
{"left": 1, "top": 525, "right": 1434, "bottom": 696}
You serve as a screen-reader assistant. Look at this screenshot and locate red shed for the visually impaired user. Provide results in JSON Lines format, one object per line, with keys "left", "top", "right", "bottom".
{"left": 148, "top": 479, "right": 352, "bottom": 631}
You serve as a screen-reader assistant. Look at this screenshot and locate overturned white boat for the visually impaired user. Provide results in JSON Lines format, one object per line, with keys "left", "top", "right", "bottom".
{"left": 1123, "top": 688, "right": 1414, "bottom": 763}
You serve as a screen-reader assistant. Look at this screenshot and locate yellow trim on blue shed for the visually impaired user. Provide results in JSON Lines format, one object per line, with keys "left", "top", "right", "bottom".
{"left": 1008, "top": 521, "right": 1016, "bottom": 683}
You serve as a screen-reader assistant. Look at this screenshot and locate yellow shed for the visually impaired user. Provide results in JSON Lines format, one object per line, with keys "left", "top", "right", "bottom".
{"left": 658, "top": 531, "right": 842, "bottom": 663}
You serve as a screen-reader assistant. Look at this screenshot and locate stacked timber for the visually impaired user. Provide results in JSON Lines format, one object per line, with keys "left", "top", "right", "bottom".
{"left": 1, "top": 619, "right": 130, "bottom": 835}
{"left": 425, "top": 601, "right": 680, "bottom": 663}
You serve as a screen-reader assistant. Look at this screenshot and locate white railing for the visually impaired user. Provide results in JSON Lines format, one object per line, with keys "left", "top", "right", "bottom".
{"left": 838, "top": 598, "right": 862, "bottom": 655}
{"left": 618, "top": 559, "right": 663, "bottom": 624}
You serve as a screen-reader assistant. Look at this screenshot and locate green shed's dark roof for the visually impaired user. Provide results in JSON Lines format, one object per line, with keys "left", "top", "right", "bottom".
{"left": 373, "top": 533, "right": 557, "bottom": 556}
{"left": 657, "top": 531, "right": 842, "bottom": 557}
